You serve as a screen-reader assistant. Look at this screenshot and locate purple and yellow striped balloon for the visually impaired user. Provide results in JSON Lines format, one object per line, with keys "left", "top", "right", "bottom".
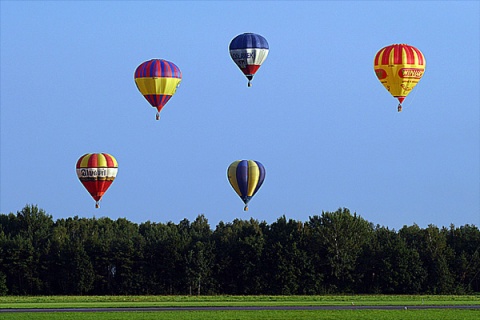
{"left": 227, "top": 160, "right": 266, "bottom": 211}
{"left": 134, "top": 59, "right": 182, "bottom": 120}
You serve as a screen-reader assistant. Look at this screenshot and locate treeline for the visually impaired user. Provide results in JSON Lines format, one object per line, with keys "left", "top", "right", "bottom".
{"left": 0, "top": 205, "right": 479, "bottom": 296}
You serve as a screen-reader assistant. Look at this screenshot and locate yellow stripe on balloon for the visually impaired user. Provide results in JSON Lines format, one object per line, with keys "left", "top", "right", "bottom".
{"left": 96, "top": 153, "right": 107, "bottom": 167}
{"left": 227, "top": 161, "right": 242, "bottom": 197}
{"left": 135, "top": 77, "right": 181, "bottom": 95}
{"left": 247, "top": 160, "right": 260, "bottom": 196}
{"left": 79, "top": 154, "right": 92, "bottom": 168}
{"left": 110, "top": 156, "right": 118, "bottom": 167}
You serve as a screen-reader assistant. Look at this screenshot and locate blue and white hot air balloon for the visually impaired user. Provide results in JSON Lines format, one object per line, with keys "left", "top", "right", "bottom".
{"left": 229, "top": 33, "right": 269, "bottom": 87}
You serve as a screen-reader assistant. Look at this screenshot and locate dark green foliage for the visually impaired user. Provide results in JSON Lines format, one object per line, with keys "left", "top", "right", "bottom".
{"left": 0, "top": 205, "right": 479, "bottom": 295}
{"left": 359, "top": 225, "right": 427, "bottom": 294}
{"left": 307, "top": 208, "right": 373, "bottom": 293}
{"left": 212, "top": 218, "right": 267, "bottom": 294}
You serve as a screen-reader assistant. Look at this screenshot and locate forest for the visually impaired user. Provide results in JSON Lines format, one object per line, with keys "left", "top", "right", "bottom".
{"left": 0, "top": 205, "right": 479, "bottom": 296}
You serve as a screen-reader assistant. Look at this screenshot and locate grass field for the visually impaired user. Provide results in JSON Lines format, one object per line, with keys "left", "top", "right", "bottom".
{"left": 1, "top": 309, "right": 480, "bottom": 320}
{"left": 1, "top": 295, "right": 479, "bottom": 320}
{"left": 1, "top": 295, "right": 479, "bottom": 308}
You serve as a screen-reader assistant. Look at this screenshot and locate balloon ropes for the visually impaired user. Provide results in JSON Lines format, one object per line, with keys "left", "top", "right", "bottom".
{"left": 227, "top": 160, "right": 266, "bottom": 211}
{"left": 374, "top": 44, "right": 426, "bottom": 112}
{"left": 76, "top": 153, "right": 118, "bottom": 208}
{"left": 134, "top": 59, "right": 182, "bottom": 120}
{"left": 229, "top": 33, "right": 269, "bottom": 87}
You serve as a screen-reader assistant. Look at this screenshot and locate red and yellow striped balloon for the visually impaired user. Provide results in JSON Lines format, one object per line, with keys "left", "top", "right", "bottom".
{"left": 76, "top": 153, "right": 118, "bottom": 208}
{"left": 374, "top": 44, "right": 426, "bottom": 111}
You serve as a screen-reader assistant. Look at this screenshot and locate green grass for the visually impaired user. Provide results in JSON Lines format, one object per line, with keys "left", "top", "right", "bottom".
{"left": 0, "top": 295, "right": 479, "bottom": 308}
{"left": 0, "top": 309, "right": 479, "bottom": 320}
{"left": 0, "top": 295, "right": 479, "bottom": 320}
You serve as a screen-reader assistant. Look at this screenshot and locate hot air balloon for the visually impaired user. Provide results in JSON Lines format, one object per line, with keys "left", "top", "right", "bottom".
{"left": 134, "top": 59, "right": 182, "bottom": 120}
{"left": 374, "top": 44, "right": 426, "bottom": 112}
{"left": 227, "top": 160, "right": 266, "bottom": 211}
{"left": 76, "top": 153, "right": 118, "bottom": 208}
{"left": 229, "top": 33, "right": 269, "bottom": 87}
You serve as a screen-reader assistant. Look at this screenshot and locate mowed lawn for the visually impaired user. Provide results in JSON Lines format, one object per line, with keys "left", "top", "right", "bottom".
{"left": 1, "top": 295, "right": 479, "bottom": 308}
{"left": 1, "top": 295, "right": 479, "bottom": 320}
{"left": 1, "top": 309, "right": 480, "bottom": 320}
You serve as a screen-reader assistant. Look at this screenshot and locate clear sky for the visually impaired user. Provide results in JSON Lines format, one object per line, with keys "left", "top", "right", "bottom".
{"left": 1, "top": 1, "right": 479, "bottom": 230}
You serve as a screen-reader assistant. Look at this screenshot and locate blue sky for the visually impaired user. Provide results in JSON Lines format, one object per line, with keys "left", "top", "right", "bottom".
{"left": 1, "top": 1, "right": 479, "bottom": 230}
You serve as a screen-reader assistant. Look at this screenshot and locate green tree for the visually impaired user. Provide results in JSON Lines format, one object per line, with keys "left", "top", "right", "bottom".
{"left": 308, "top": 208, "right": 373, "bottom": 293}
{"left": 263, "top": 216, "right": 318, "bottom": 294}
{"left": 359, "top": 225, "right": 427, "bottom": 294}
{"left": 1, "top": 204, "right": 478, "bottom": 295}
{"left": 422, "top": 225, "right": 453, "bottom": 293}
{"left": 17, "top": 205, "right": 54, "bottom": 293}
{"left": 82, "top": 217, "right": 117, "bottom": 294}
{"left": 1, "top": 234, "right": 36, "bottom": 294}
{"left": 49, "top": 216, "right": 96, "bottom": 294}
{"left": 399, "top": 224, "right": 455, "bottom": 294}
{"left": 213, "top": 218, "right": 266, "bottom": 294}
{"left": 184, "top": 215, "right": 215, "bottom": 295}
{"left": 0, "top": 230, "right": 7, "bottom": 295}
{"left": 0, "top": 205, "right": 54, "bottom": 294}
{"left": 139, "top": 221, "right": 185, "bottom": 294}
{"left": 446, "top": 224, "right": 480, "bottom": 292}
{"left": 107, "top": 218, "right": 144, "bottom": 294}
{"left": 60, "top": 240, "right": 95, "bottom": 294}
{"left": 0, "top": 271, "right": 7, "bottom": 296}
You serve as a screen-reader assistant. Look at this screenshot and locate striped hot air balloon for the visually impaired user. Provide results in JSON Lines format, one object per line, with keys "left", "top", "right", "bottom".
{"left": 134, "top": 59, "right": 182, "bottom": 120}
{"left": 374, "top": 44, "right": 426, "bottom": 111}
{"left": 227, "top": 160, "right": 266, "bottom": 211}
{"left": 229, "top": 33, "right": 269, "bottom": 87}
{"left": 76, "top": 153, "right": 118, "bottom": 208}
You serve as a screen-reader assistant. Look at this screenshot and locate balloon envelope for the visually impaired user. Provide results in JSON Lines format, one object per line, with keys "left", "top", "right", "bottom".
{"left": 374, "top": 44, "right": 426, "bottom": 111}
{"left": 229, "top": 33, "right": 269, "bottom": 86}
{"left": 76, "top": 153, "right": 118, "bottom": 208}
{"left": 227, "top": 160, "right": 266, "bottom": 211}
{"left": 134, "top": 59, "right": 182, "bottom": 119}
